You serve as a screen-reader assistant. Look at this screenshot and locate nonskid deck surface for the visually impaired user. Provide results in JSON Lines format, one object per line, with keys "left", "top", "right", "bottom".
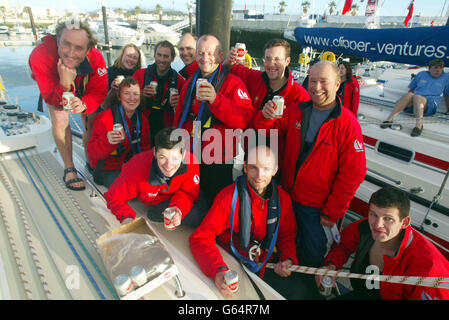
{"left": 0, "top": 147, "right": 283, "bottom": 300}
{"left": 0, "top": 150, "right": 117, "bottom": 299}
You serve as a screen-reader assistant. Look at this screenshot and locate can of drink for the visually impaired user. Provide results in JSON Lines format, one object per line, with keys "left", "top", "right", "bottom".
{"left": 272, "top": 96, "right": 285, "bottom": 118}
{"left": 319, "top": 275, "right": 333, "bottom": 297}
{"left": 114, "top": 274, "right": 134, "bottom": 296}
{"left": 116, "top": 75, "right": 125, "bottom": 83}
{"left": 169, "top": 88, "right": 179, "bottom": 101}
{"left": 150, "top": 81, "right": 158, "bottom": 91}
{"left": 235, "top": 43, "right": 246, "bottom": 63}
{"left": 196, "top": 78, "right": 208, "bottom": 100}
{"left": 164, "top": 207, "right": 177, "bottom": 231}
{"left": 62, "top": 92, "right": 74, "bottom": 111}
{"left": 129, "top": 265, "right": 147, "bottom": 287}
{"left": 224, "top": 270, "right": 239, "bottom": 293}
{"left": 113, "top": 123, "right": 125, "bottom": 140}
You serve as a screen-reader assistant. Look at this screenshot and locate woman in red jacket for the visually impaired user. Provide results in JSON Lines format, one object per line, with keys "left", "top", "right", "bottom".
{"left": 337, "top": 61, "right": 360, "bottom": 117}
{"left": 87, "top": 77, "right": 151, "bottom": 187}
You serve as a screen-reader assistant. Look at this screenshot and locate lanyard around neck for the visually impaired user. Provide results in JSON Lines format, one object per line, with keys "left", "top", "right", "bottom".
{"left": 119, "top": 104, "right": 141, "bottom": 154}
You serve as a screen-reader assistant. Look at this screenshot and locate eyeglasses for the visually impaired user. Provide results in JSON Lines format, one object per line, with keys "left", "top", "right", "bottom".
{"left": 262, "top": 56, "right": 286, "bottom": 63}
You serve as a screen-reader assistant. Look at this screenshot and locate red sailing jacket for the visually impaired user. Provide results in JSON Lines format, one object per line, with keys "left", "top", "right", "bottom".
{"left": 230, "top": 63, "right": 310, "bottom": 110}
{"left": 104, "top": 149, "right": 200, "bottom": 222}
{"left": 189, "top": 180, "right": 298, "bottom": 279}
{"left": 253, "top": 99, "right": 367, "bottom": 223}
{"left": 179, "top": 61, "right": 199, "bottom": 79}
{"left": 86, "top": 108, "right": 151, "bottom": 171}
{"left": 173, "top": 66, "right": 255, "bottom": 162}
{"left": 340, "top": 76, "right": 360, "bottom": 116}
{"left": 29, "top": 35, "right": 108, "bottom": 114}
{"left": 325, "top": 218, "right": 449, "bottom": 300}
{"left": 133, "top": 67, "right": 186, "bottom": 127}
{"left": 230, "top": 63, "right": 310, "bottom": 159}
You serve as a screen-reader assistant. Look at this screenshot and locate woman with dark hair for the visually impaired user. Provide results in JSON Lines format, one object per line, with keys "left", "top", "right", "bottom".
{"left": 87, "top": 77, "right": 151, "bottom": 187}
{"left": 337, "top": 61, "right": 360, "bottom": 116}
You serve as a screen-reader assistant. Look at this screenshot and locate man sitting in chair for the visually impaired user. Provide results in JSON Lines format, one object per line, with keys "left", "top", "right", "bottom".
{"left": 380, "top": 59, "right": 449, "bottom": 137}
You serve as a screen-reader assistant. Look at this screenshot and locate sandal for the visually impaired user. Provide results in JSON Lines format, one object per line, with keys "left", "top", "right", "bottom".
{"left": 380, "top": 120, "right": 393, "bottom": 129}
{"left": 63, "top": 167, "right": 86, "bottom": 191}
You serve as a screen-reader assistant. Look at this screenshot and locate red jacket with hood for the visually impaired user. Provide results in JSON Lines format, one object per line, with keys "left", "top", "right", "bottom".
{"left": 104, "top": 149, "right": 200, "bottom": 222}
{"left": 29, "top": 34, "right": 108, "bottom": 113}
{"left": 189, "top": 180, "right": 298, "bottom": 279}
{"left": 253, "top": 99, "right": 367, "bottom": 223}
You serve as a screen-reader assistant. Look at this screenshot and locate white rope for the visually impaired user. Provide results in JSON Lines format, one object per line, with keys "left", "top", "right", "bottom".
{"left": 265, "top": 263, "right": 449, "bottom": 289}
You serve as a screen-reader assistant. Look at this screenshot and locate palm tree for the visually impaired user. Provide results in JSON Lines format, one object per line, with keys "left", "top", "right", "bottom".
{"left": 156, "top": 4, "right": 163, "bottom": 23}
{"left": 328, "top": 1, "right": 337, "bottom": 15}
{"left": 279, "top": 1, "right": 287, "bottom": 14}
{"left": 135, "top": 6, "right": 141, "bottom": 20}
{"left": 301, "top": 1, "right": 311, "bottom": 15}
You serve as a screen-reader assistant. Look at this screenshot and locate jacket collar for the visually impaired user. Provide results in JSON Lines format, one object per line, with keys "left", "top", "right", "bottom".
{"left": 299, "top": 94, "right": 343, "bottom": 121}
{"left": 261, "top": 67, "right": 292, "bottom": 96}
{"left": 387, "top": 225, "right": 414, "bottom": 261}
{"left": 148, "top": 155, "right": 188, "bottom": 186}
{"left": 246, "top": 178, "right": 274, "bottom": 201}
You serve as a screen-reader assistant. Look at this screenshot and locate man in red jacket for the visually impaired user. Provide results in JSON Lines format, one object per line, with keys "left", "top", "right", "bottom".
{"left": 318, "top": 186, "right": 449, "bottom": 300}
{"left": 29, "top": 20, "right": 108, "bottom": 191}
{"left": 133, "top": 41, "right": 186, "bottom": 145}
{"left": 104, "top": 127, "right": 206, "bottom": 227}
{"left": 226, "top": 38, "right": 309, "bottom": 111}
{"left": 178, "top": 32, "right": 199, "bottom": 79}
{"left": 253, "top": 61, "right": 367, "bottom": 268}
{"left": 189, "top": 145, "right": 316, "bottom": 299}
{"left": 174, "top": 34, "right": 255, "bottom": 206}
{"left": 225, "top": 39, "right": 309, "bottom": 181}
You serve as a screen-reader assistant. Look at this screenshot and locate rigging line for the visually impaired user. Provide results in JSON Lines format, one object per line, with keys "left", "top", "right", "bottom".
{"left": 15, "top": 151, "right": 108, "bottom": 300}
{"left": 265, "top": 264, "right": 449, "bottom": 289}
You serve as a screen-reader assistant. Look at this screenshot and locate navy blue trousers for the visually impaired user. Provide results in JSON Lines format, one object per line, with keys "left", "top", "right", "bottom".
{"left": 292, "top": 201, "right": 328, "bottom": 268}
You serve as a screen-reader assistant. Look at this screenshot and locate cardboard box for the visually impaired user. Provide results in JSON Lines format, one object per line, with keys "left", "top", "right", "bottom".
{"left": 96, "top": 217, "right": 178, "bottom": 300}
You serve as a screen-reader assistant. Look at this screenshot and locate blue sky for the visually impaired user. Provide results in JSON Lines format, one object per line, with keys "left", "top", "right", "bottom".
{"left": 7, "top": 0, "right": 449, "bottom": 17}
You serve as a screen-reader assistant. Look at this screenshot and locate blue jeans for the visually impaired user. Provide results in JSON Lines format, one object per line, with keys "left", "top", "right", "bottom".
{"left": 292, "top": 201, "right": 328, "bottom": 268}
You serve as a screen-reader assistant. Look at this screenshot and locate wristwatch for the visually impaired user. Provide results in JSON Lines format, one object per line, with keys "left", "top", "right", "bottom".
{"left": 81, "top": 102, "right": 87, "bottom": 113}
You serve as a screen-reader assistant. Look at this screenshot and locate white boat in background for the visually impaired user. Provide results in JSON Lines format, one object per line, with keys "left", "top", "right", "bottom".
{"left": 0, "top": 25, "right": 8, "bottom": 34}
{"left": 141, "top": 22, "right": 181, "bottom": 46}
{"left": 286, "top": 25, "right": 449, "bottom": 259}
{"left": 89, "top": 21, "right": 145, "bottom": 48}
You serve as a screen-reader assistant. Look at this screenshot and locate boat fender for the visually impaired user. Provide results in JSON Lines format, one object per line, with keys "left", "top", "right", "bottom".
{"left": 321, "top": 51, "right": 336, "bottom": 62}
{"left": 244, "top": 53, "right": 253, "bottom": 69}
{"left": 299, "top": 53, "right": 310, "bottom": 65}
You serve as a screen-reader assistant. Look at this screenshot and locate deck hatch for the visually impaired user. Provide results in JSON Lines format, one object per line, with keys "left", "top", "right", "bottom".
{"left": 377, "top": 142, "right": 414, "bottom": 163}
